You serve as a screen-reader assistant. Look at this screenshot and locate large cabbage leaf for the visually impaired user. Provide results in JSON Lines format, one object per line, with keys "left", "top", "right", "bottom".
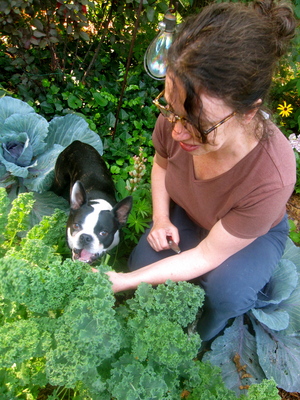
{"left": 46, "top": 114, "right": 103, "bottom": 155}
{"left": 282, "top": 238, "right": 300, "bottom": 271}
{"left": 0, "top": 113, "right": 49, "bottom": 178}
{"left": 0, "top": 96, "right": 34, "bottom": 123}
{"left": 202, "top": 316, "right": 266, "bottom": 396}
{"left": 252, "top": 318, "right": 300, "bottom": 392}
{"left": 254, "top": 259, "right": 298, "bottom": 307}
{"left": 24, "top": 144, "right": 64, "bottom": 192}
{"left": 250, "top": 259, "right": 298, "bottom": 331}
{"left": 251, "top": 308, "right": 290, "bottom": 331}
{"left": 279, "top": 283, "right": 300, "bottom": 334}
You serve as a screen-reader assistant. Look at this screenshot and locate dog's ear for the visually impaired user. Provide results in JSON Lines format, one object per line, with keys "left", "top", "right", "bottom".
{"left": 70, "top": 181, "right": 87, "bottom": 210}
{"left": 112, "top": 196, "right": 133, "bottom": 226}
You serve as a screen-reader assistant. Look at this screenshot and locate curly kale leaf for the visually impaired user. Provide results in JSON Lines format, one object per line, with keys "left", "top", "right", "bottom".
{"left": 129, "top": 315, "right": 200, "bottom": 370}
{"left": 186, "top": 362, "right": 238, "bottom": 400}
{"left": 107, "top": 282, "right": 203, "bottom": 400}
{"left": 0, "top": 318, "right": 52, "bottom": 368}
{"left": 126, "top": 280, "right": 204, "bottom": 328}
{"left": 0, "top": 357, "right": 48, "bottom": 400}
{"left": 0, "top": 188, "right": 10, "bottom": 249}
{"left": 0, "top": 257, "right": 87, "bottom": 314}
{"left": 25, "top": 208, "right": 68, "bottom": 251}
{"left": 246, "top": 378, "right": 280, "bottom": 400}
{"left": 108, "top": 353, "right": 173, "bottom": 400}
{"left": 3, "top": 192, "right": 35, "bottom": 248}
{"left": 46, "top": 271, "right": 122, "bottom": 388}
{"left": 6, "top": 239, "right": 62, "bottom": 267}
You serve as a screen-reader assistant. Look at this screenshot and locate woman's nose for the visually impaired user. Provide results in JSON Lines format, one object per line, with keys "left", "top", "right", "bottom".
{"left": 171, "top": 121, "right": 192, "bottom": 141}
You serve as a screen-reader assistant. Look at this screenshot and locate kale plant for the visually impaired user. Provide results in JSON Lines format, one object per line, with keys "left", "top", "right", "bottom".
{"left": 0, "top": 188, "right": 282, "bottom": 399}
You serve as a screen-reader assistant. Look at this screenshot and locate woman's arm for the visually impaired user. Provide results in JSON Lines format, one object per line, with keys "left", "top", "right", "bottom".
{"left": 106, "top": 219, "right": 256, "bottom": 293}
{"left": 147, "top": 153, "right": 180, "bottom": 251}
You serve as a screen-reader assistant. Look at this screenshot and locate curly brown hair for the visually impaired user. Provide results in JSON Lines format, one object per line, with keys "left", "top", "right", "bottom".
{"left": 167, "top": 0, "right": 296, "bottom": 142}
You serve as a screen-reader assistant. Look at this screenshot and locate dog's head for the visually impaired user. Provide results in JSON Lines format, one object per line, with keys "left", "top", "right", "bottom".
{"left": 67, "top": 181, "right": 132, "bottom": 263}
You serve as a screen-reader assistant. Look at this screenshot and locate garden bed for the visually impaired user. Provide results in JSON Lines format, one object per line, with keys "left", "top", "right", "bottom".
{"left": 279, "top": 389, "right": 300, "bottom": 400}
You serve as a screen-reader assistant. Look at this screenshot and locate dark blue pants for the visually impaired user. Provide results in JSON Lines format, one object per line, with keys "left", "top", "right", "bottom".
{"left": 128, "top": 204, "right": 289, "bottom": 341}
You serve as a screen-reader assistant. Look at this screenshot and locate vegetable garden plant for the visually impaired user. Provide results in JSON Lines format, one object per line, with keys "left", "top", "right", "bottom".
{"left": 1, "top": 0, "right": 300, "bottom": 398}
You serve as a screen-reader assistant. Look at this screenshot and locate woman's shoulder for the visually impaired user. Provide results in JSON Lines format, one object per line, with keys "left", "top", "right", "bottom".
{"left": 257, "top": 121, "right": 296, "bottom": 185}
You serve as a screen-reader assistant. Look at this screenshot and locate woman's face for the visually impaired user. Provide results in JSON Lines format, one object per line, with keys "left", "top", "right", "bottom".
{"left": 164, "top": 73, "right": 238, "bottom": 155}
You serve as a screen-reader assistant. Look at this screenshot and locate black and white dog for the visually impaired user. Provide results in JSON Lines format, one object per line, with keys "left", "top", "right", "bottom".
{"left": 52, "top": 140, "right": 132, "bottom": 263}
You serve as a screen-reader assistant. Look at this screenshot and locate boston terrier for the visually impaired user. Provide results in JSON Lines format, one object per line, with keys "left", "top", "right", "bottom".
{"left": 52, "top": 140, "right": 132, "bottom": 263}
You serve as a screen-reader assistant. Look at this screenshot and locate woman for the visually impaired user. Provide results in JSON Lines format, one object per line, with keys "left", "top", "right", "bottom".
{"left": 105, "top": 0, "right": 297, "bottom": 341}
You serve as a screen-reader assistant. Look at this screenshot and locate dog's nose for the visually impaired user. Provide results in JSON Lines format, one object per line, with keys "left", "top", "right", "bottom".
{"left": 79, "top": 233, "right": 93, "bottom": 245}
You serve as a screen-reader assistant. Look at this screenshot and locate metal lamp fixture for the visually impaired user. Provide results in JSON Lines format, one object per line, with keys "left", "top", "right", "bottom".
{"left": 144, "top": 11, "right": 177, "bottom": 80}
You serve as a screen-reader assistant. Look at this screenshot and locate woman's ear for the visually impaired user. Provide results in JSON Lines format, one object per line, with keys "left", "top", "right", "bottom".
{"left": 243, "top": 99, "right": 262, "bottom": 123}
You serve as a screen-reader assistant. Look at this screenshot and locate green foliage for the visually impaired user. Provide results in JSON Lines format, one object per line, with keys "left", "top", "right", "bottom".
{"left": 269, "top": 26, "right": 300, "bottom": 196}
{"left": 126, "top": 280, "right": 204, "bottom": 328}
{"left": 3, "top": 192, "right": 35, "bottom": 247}
{"left": 247, "top": 379, "right": 281, "bottom": 400}
{"left": 289, "top": 218, "right": 300, "bottom": 244}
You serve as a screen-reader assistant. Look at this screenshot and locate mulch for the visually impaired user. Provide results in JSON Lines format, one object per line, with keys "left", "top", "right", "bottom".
{"left": 279, "top": 389, "right": 300, "bottom": 399}
{"left": 287, "top": 193, "right": 300, "bottom": 232}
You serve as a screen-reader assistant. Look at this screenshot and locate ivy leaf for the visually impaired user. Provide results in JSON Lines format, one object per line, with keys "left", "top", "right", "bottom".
{"left": 67, "top": 94, "right": 82, "bottom": 109}
{"left": 93, "top": 92, "right": 108, "bottom": 107}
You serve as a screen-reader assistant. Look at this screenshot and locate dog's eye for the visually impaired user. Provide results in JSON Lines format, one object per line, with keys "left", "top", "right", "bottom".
{"left": 100, "top": 230, "right": 108, "bottom": 237}
{"left": 73, "top": 223, "right": 81, "bottom": 230}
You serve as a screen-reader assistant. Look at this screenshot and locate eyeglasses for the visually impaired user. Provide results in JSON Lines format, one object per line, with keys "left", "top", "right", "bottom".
{"left": 153, "top": 90, "right": 236, "bottom": 136}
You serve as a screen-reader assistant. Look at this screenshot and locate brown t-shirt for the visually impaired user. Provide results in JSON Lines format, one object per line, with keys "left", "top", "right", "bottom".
{"left": 152, "top": 114, "right": 296, "bottom": 239}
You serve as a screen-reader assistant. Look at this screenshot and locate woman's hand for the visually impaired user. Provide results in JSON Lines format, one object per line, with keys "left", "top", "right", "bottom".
{"left": 92, "top": 268, "right": 129, "bottom": 293}
{"left": 147, "top": 216, "right": 179, "bottom": 252}
{"left": 105, "top": 270, "right": 127, "bottom": 293}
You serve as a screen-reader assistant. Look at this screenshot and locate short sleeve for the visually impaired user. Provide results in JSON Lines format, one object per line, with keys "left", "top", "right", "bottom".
{"left": 221, "top": 183, "right": 294, "bottom": 238}
{"left": 152, "top": 114, "right": 173, "bottom": 159}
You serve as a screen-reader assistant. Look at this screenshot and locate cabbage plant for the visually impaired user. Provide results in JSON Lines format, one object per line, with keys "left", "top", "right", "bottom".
{"left": 203, "top": 238, "right": 300, "bottom": 394}
{"left": 0, "top": 96, "right": 103, "bottom": 193}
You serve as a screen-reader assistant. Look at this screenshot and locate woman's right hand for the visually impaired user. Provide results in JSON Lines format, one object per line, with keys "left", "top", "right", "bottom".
{"left": 147, "top": 216, "right": 179, "bottom": 252}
